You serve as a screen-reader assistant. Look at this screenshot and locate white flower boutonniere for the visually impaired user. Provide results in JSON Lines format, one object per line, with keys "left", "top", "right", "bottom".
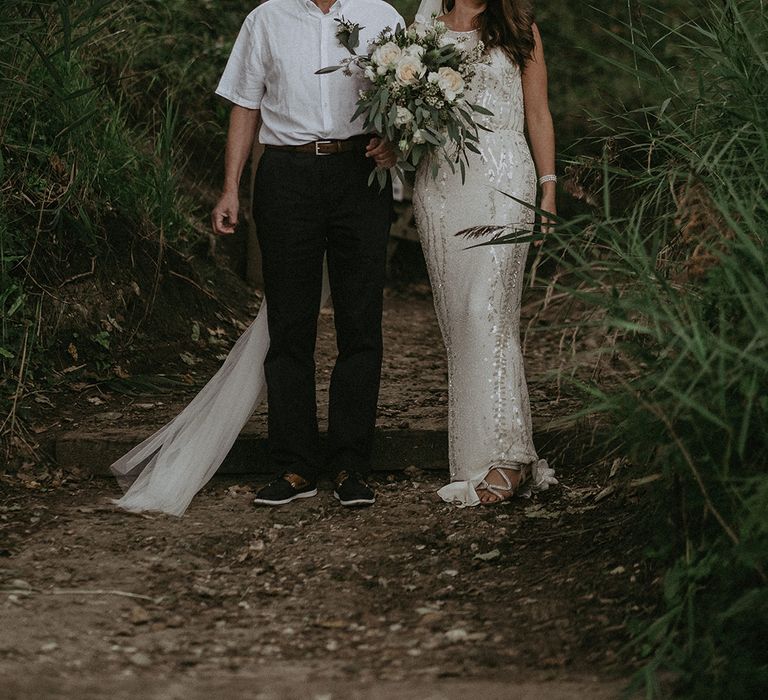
{"left": 335, "top": 17, "right": 363, "bottom": 55}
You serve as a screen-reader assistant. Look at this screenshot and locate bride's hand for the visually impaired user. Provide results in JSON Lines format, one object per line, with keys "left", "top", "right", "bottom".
{"left": 212, "top": 191, "right": 240, "bottom": 236}
{"left": 537, "top": 191, "right": 557, "bottom": 246}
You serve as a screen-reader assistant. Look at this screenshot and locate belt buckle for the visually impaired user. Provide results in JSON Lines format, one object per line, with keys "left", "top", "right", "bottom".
{"left": 314, "top": 140, "right": 334, "bottom": 156}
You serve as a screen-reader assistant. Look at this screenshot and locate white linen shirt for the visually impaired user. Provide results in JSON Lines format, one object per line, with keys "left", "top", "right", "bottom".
{"left": 215, "top": 0, "right": 405, "bottom": 146}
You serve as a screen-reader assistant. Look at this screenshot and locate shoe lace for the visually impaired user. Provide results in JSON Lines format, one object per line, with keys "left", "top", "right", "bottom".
{"left": 335, "top": 471, "right": 368, "bottom": 490}
{"left": 280, "top": 472, "right": 309, "bottom": 489}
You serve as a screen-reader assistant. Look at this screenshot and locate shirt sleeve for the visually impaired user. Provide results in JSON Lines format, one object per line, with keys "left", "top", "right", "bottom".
{"left": 215, "top": 14, "right": 266, "bottom": 109}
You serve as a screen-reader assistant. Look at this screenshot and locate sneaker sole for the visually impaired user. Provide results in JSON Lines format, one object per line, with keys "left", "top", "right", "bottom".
{"left": 333, "top": 492, "right": 376, "bottom": 507}
{"left": 253, "top": 488, "right": 318, "bottom": 506}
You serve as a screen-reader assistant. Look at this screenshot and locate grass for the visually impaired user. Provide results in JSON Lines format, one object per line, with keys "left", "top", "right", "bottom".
{"left": 0, "top": 1, "right": 239, "bottom": 459}
{"left": 528, "top": 1, "right": 768, "bottom": 695}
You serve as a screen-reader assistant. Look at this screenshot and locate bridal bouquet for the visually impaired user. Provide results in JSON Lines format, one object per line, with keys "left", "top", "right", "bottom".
{"left": 318, "top": 19, "right": 492, "bottom": 187}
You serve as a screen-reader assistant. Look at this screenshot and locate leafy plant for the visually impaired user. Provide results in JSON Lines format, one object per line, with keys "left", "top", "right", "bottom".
{"left": 532, "top": 1, "right": 768, "bottom": 695}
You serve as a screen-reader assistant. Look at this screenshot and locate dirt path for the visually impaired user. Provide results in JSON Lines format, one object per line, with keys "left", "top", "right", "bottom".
{"left": 1, "top": 285, "right": 658, "bottom": 698}
{"left": 1, "top": 464, "right": 657, "bottom": 698}
{"left": 39, "top": 284, "right": 580, "bottom": 448}
{"left": 7, "top": 674, "right": 625, "bottom": 700}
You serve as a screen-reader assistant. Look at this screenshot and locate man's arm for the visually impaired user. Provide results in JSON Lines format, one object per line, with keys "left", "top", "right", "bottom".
{"left": 212, "top": 106, "right": 262, "bottom": 236}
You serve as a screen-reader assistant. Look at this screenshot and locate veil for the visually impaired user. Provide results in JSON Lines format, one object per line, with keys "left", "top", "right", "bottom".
{"left": 415, "top": 0, "right": 445, "bottom": 25}
{"left": 109, "top": 266, "right": 331, "bottom": 516}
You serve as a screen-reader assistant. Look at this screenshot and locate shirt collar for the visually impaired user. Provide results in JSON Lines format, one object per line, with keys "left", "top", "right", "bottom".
{"left": 299, "top": 0, "right": 349, "bottom": 17}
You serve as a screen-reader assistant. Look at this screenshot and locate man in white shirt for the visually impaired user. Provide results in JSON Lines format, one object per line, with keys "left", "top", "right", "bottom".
{"left": 212, "top": 0, "right": 405, "bottom": 507}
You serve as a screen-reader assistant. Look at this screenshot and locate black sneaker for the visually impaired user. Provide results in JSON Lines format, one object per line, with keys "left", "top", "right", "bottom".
{"left": 253, "top": 472, "right": 317, "bottom": 506}
{"left": 333, "top": 471, "right": 376, "bottom": 507}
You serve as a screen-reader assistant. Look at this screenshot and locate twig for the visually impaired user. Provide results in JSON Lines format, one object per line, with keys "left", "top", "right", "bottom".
{"left": 5, "top": 588, "right": 161, "bottom": 603}
{"left": 50, "top": 588, "right": 161, "bottom": 602}
{"left": 169, "top": 269, "right": 236, "bottom": 316}
{"left": 59, "top": 256, "right": 96, "bottom": 287}
{"left": 635, "top": 397, "right": 767, "bottom": 582}
{"left": 0, "top": 326, "right": 29, "bottom": 440}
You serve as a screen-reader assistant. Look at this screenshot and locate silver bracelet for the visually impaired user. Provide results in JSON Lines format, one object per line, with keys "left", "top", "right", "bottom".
{"left": 538, "top": 174, "right": 557, "bottom": 186}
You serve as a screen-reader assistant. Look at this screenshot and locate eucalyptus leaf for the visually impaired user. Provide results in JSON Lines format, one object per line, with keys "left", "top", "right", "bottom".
{"left": 470, "top": 103, "right": 494, "bottom": 116}
{"left": 348, "top": 25, "right": 360, "bottom": 54}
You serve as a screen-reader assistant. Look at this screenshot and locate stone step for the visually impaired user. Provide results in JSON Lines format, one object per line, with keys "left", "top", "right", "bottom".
{"left": 55, "top": 424, "right": 594, "bottom": 477}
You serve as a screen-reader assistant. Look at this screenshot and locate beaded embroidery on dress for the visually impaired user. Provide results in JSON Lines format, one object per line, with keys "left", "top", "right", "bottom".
{"left": 413, "top": 28, "right": 557, "bottom": 506}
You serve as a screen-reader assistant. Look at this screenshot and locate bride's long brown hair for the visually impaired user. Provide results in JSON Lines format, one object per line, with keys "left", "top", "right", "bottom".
{"left": 444, "top": 0, "right": 535, "bottom": 69}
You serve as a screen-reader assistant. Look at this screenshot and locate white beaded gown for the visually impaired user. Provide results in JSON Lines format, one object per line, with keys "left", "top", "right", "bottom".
{"left": 413, "top": 30, "right": 557, "bottom": 507}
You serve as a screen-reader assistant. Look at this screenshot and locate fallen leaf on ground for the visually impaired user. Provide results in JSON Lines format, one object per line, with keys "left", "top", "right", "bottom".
{"left": 473, "top": 549, "right": 500, "bottom": 562}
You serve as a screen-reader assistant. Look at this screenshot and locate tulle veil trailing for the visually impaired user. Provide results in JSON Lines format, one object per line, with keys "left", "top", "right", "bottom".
{"left": 110, "top": 268, "right": 331, "bottom": 516}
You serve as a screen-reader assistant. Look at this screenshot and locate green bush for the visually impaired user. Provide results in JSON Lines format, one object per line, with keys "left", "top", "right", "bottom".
{"left": 1, "top": 2, "right": 188, "bottom": 356}
{"left": 538, "top": 1, "right": 768, "bottom": 695}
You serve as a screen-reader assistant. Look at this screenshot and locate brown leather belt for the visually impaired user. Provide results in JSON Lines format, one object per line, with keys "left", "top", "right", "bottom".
{"left": 264, "top": 134, "right": 370, "bottom": 156}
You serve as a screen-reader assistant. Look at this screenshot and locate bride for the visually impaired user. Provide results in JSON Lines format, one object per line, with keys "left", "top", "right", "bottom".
{"left": 110, "top": 0, "right": 557, "bottom": 515}
{"left": 412, "top": 0, "right": 558, "bottom": 506}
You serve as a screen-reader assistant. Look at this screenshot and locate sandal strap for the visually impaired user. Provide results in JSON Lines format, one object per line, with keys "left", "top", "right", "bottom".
{"left": 478, "top": 463, "right": 529, "bottom": 499}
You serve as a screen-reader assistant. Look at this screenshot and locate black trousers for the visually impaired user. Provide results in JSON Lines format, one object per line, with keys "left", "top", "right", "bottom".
{"left": 254, "top": 146, "right": 392, "bottom": 481}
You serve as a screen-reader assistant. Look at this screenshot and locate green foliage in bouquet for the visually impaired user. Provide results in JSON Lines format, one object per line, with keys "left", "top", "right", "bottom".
{"left": 318, "top": 19, "right": 492, "bottom": 189}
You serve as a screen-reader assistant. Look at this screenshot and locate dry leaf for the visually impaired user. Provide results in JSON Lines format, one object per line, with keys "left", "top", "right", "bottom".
{"left": 473, "top": 549, "right": 501, "bottom": 562}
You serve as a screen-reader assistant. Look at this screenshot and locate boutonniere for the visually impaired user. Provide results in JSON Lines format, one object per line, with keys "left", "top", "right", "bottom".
{"left": 335, "top": 17, "right": 363, "bottom": 55}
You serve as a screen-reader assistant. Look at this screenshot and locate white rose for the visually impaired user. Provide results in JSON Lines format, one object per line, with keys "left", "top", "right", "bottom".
{"left": 405, "top": 43, "right": 425, "bottom": 58}
{"left": 394, "top": 106, "right": 414, "bottom": 127}
{"left": 412, "top": 129, "right": 426, "bottom": 144}
{"left": 394, "top": 55, "right": 426, "bottom": 86}
{"left": 435, "top": 66, "right": 465, "bottom": 102}
{"left": 371, "top": 41, "right": 403, "bottom": 69}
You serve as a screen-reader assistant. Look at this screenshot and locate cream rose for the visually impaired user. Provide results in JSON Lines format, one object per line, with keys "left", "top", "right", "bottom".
{"left": 394, "top": 106, "right": 414, "bottom": 127}
{"left": 435, "top": 66, "right": 465, "bottom": 102}
{"left": 394, "top": 55, "right": 426, "bottom": 86}
{"left": 371, "top": 41, "right": 403, "bottom": 69}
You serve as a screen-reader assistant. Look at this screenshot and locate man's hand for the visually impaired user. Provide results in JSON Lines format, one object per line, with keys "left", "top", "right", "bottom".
{"left": 366, "top": 136, "right": 398, "bottom": 170}
{"left": 212, "top": 191, "right": 240, "bottom": 236}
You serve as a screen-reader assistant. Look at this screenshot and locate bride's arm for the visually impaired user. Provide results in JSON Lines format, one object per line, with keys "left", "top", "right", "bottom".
{"left": 522, "top": 24, "right": 557, "bottom": 240}
{"left": 212, "top": 105, "right": 262, "bottom": 236}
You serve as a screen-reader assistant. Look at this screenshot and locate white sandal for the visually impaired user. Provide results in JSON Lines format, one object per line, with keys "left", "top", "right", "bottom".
{"left": 477, "top": 463, "right": 529, "bottom": 504}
